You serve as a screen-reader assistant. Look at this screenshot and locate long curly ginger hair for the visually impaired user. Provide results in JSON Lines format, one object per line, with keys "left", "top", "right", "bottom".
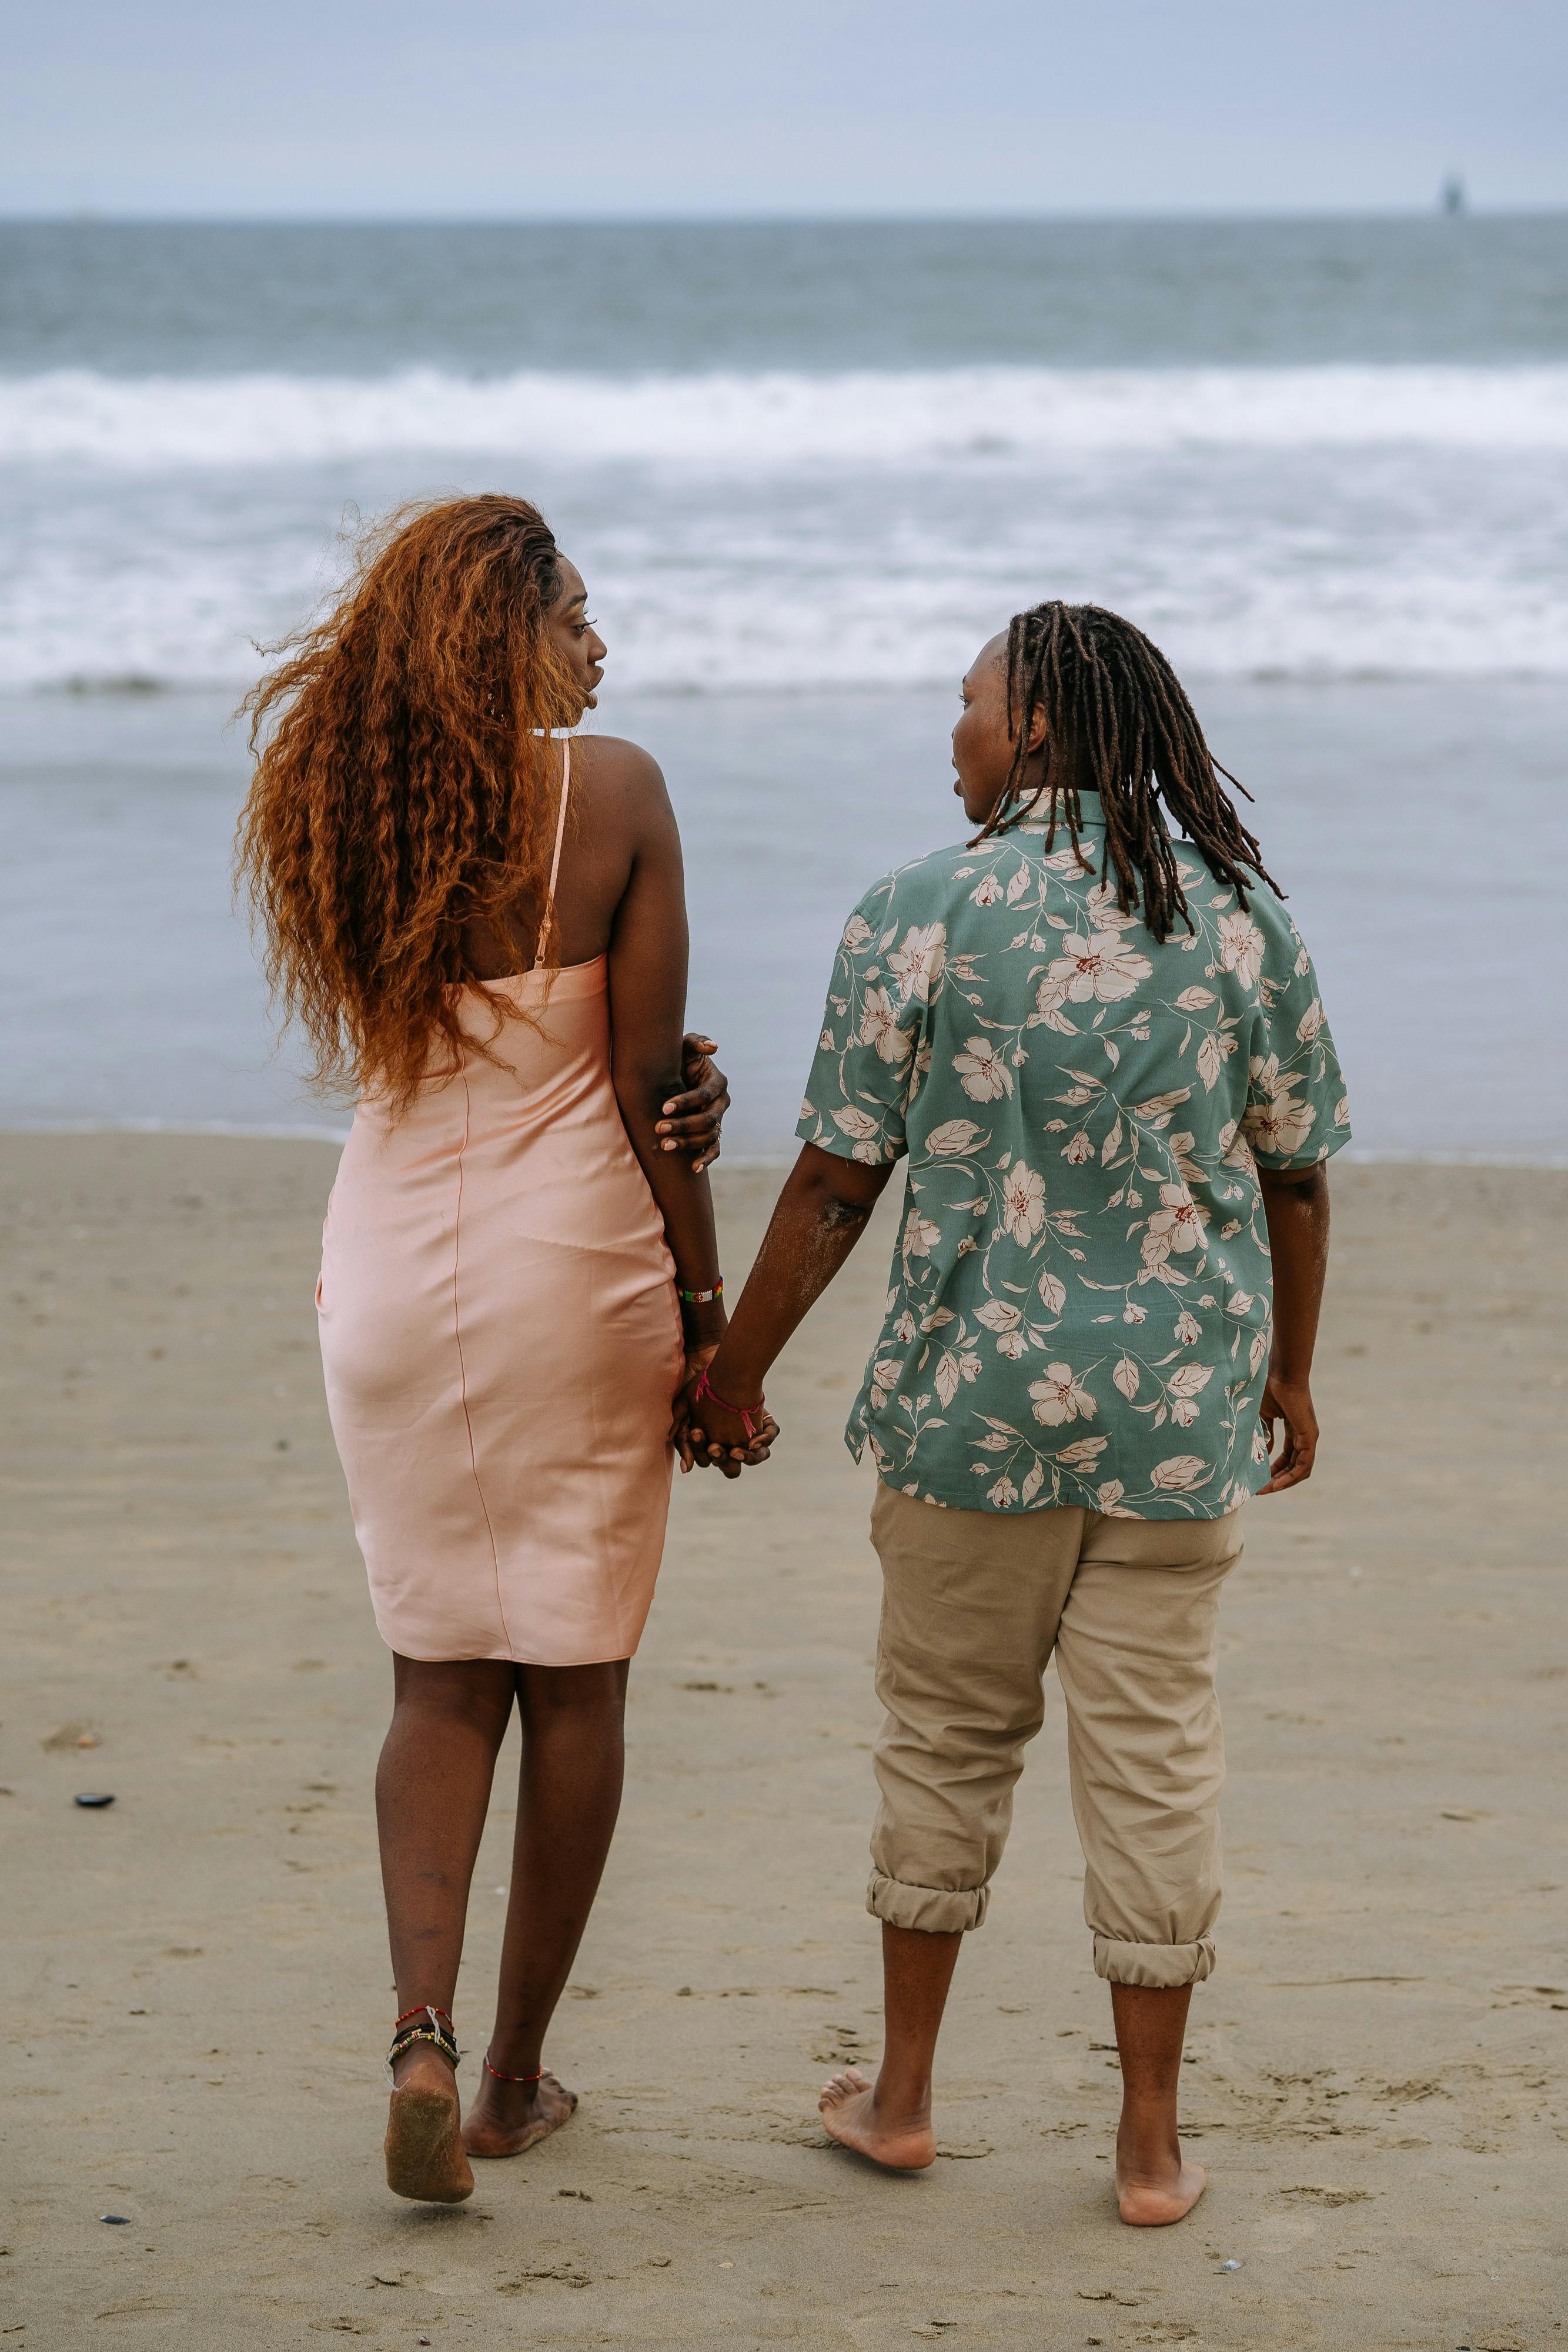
{"left": 236, "top": 494, "right": 577, "bottom": 1112}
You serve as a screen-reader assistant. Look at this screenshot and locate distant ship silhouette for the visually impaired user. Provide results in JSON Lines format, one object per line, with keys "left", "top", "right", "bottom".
{"left": 1440, "top": 172, "right": 1466, "bottom": 215}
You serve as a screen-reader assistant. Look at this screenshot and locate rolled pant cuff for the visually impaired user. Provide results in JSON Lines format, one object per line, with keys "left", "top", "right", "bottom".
{"left": 867, "top": 1868, "right": 989, "bottom": 1934}
{"left": 1094, "top": 1933, "right": 1216, "bottom": 1989}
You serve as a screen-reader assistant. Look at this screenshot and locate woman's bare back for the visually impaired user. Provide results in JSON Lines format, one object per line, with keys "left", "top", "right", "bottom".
{"left": 460, "top": 734, "right": 662, "bottom": 980}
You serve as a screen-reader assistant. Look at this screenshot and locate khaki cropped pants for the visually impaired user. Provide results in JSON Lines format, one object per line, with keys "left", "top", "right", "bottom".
{"left": 867, "top": 1482, "right": 1244, "bottom": 1989}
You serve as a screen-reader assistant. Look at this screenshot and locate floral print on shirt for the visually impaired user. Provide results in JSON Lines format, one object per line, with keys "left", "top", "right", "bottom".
{"left": 797, "top": 807, "right": 1350, "bottom": 1519}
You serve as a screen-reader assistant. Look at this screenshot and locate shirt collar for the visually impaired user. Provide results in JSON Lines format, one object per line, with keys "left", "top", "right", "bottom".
{"left": 1015, "top": 785, "right": 1103, "bottom": 833}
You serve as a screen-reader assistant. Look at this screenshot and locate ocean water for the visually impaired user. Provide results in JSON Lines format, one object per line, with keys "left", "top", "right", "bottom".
{"left": 5, "top": 679, "right": 1565, "bottom": 1162}
{"left": 2, "top": 218, "right": 1564, "bottom": 1157}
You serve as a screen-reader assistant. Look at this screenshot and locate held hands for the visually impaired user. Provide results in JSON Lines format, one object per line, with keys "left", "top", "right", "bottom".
{"left": 656, "top": 1034, "right": 730, "bottom": 1173}
{"left": 660, "top": 1025, "right": 770, "bottom": 1472}
{"left": 671, "top": 1349, "right": 780, "bottom": 1480}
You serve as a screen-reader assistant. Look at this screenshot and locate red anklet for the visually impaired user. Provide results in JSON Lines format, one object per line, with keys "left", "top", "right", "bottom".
{"left": 483, "top": 2052, "right": 544, "bottom": 2085}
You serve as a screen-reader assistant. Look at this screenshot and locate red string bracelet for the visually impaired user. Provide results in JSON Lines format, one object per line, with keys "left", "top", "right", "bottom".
{"left": 692, "top": 1368, "right": 765, "bottom": 1445}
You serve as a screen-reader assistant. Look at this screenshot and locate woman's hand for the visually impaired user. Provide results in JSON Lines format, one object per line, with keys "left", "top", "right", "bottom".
{"left": 672, "top": 1356, "right": 780, "bottom": 1479}
{"left": 655, "top": 1034, "right": 730, "bottom": 1173}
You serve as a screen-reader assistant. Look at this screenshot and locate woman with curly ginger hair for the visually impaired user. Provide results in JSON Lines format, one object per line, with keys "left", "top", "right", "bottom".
{"left": 238, "top": 494, "right": 768, "bottom": 2204}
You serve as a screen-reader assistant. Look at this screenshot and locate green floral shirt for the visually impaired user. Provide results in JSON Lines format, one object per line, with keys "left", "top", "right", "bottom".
{"left": 797, "top": 800, "right": 1350, "bottom": 1519}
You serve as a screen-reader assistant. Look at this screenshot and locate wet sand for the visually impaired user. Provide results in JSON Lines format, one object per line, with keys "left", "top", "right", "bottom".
{"left": 2, "top": 1135, "right": 1564, "bottom": 2348}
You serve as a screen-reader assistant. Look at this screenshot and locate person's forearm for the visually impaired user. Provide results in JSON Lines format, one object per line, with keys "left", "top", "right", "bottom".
{"left": 614, "top": 1058, "right": 726, "bottom": 1351}
{"left": 706, "top": 1144, "right": 892, "bottom": 1405}
{"left": 1259, "top": 1165, "right": 1330, "bottom": 1379}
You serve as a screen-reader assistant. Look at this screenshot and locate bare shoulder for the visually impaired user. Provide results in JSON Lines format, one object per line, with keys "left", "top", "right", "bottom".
{"left": 570, "top": 732, "right": 673, "bottom": 826}
{"left": 573, "top": 734, "right": 677, "bottom": 866}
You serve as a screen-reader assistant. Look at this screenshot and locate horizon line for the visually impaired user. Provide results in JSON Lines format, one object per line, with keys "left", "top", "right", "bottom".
{"left": 5, "top": 202, "right": 1567, "bottom": 229}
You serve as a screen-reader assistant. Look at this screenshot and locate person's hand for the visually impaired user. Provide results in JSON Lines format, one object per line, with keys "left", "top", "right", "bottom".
{"left": 672, "top": 1358, "right": 779, "bottom": 1479}
{"left": 655, "top": 1034, "right": 730, "bottom": 1174}
{"left": 1258, "top": 1371, "right": 1318, "bottom": 1494}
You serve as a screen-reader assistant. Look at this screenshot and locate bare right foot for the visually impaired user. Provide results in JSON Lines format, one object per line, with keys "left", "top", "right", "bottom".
{"left": 384, "top": 2045, "right": 474, "bottom": 2204}
{"left": 818, "top": 2065, "right": 937, "bottom": 2171}
{"left": 462, "top": 2069, "right": 577, "bottom": 2160}
{"left": 1116, "top": 2149, "right": 1206, "bottom": 2227}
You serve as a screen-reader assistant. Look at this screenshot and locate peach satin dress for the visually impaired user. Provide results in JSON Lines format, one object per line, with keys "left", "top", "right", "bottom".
{"left": 317, "top": 746, "right": 684, "bottom": 1664}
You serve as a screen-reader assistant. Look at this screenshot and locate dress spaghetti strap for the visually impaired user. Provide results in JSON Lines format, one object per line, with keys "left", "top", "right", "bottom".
{"left": 536, "top": 740, "right": 572, "bottom": 965}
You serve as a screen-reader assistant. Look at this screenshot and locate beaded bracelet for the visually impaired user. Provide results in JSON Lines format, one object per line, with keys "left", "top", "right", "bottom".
{"left": 677, "top": 1279, "right": 723, "bottom": 1305}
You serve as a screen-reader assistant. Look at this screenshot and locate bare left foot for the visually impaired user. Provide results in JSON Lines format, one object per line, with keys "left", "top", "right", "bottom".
{"left": 1116, "top": 2150, "right": 1206, "bottom": 2226}
{"left": 818, "top": 2065, "right": 936, "bottom": 2171}
{"left": 384, "top": 2044, "right": 474, "bottom": 2204}
{"left": 462, "top": 2069, "right": 577, "bottom": 2160}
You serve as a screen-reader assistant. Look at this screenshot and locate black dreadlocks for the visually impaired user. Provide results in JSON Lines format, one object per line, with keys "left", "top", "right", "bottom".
{"left": 972, "top": 601, "right": 1281, "bottom": 939}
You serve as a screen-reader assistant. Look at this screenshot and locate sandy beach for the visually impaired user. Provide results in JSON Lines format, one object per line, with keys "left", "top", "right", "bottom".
{"left": 3, "top": 1133, "right": 1564, "bottom": 2349}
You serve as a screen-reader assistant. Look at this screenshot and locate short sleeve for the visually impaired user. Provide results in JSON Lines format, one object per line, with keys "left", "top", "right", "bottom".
{"left": 1240, "top": 911, "right": 1352, "bottom": 1171}
{"left": 795, "top": 876, "right": 921, "bottom": 1166}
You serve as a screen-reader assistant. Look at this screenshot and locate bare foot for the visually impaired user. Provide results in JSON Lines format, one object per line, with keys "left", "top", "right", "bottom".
{"left": 462, "top": 2069, "right": 577, "bottom": 2160}
{"left": 818, "top": 2065, "right": 937, "bottom": 2171}
{"left": 384, "top": 2044, "right": 474, "bottom": 2204}
{"left": 1116, "top": 2150, "right": 1206, "bottom": 2227}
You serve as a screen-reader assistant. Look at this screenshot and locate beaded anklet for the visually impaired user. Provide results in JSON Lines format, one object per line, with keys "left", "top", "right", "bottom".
{"left": 385, "top": 2003, "right": 460, "bottom": 2085}
{"left": 483, "top": 2052, "right": 544, "bottom": 2086}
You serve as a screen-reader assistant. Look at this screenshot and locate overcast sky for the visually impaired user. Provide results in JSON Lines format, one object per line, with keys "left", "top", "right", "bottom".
{"left": 4, "top": 0, "right": 1563, "bottom": 219}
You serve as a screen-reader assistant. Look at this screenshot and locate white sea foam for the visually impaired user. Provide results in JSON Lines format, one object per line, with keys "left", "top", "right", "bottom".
{"left": 2, "top": 362, "right": 1564, "bottom": 690}
{"left": 3, "top": 362, "right": 1567, "bottom": 469}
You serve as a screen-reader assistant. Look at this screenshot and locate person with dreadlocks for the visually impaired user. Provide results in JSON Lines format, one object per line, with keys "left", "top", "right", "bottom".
{"left": 677, "top": 602, "right": 1348, "bottom": 2225}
